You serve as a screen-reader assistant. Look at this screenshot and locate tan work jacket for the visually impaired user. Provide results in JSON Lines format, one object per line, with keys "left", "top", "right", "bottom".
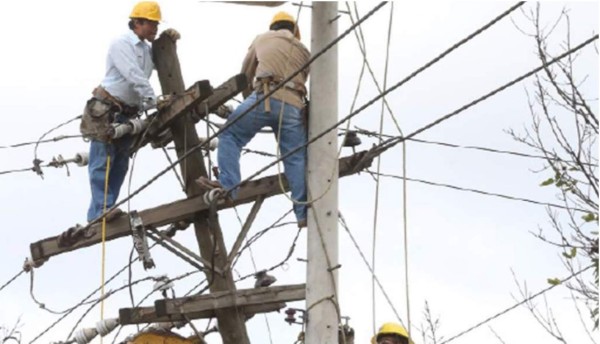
{"left": 241, "top": 29, "right": 310, "bottom": 109}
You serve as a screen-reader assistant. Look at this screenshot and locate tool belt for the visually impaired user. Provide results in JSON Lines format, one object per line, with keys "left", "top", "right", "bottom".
{"left": 92, "top": 87, "right": 139, "bottom": 117}
{"left": 253, "top": 73, "right": 306, "bottom": 113}
{"left": 80, "top": 87, "right": 139, "bottom": 142}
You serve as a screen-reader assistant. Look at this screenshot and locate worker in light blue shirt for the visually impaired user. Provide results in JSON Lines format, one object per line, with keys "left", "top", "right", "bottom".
{"left": 80, "top": 1, "right": 180, "bottom": 223}
{"left": 101, "top": 29, "right": 156, "bottom": 109}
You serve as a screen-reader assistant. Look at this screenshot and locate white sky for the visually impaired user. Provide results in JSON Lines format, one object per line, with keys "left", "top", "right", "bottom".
{"left": 0, "top": 1, "right": 598, "bottom": 344}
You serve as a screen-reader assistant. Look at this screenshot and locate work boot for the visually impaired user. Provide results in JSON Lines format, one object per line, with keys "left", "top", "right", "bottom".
{"left": 57, "top": 223, "right": 84, "bottom": 248}
{"left": 104, "top": 208, "right": 124, "bottom": 222}
{"left": 196, "top": 176, "right": 223, "bottom": 192}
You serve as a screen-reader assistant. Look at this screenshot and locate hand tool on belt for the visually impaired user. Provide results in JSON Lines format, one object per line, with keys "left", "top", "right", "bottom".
{"left": 255, "top": 72, "right": 274, "bottom": 113}
{"left": 92, "top": 86, "right": 139, "bottom": 117}
{"left": 254, "top": 72, "right": 306, "bottom": 113}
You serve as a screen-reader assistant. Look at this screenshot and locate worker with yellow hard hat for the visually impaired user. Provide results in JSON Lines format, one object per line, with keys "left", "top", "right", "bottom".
{"left": 371, "top": 322, "right": 411, "bottom": 344}
{"left": 270, "top": 11, "right": 301, "bottom": 39}
{"left": 129, "top": 1, "right": 162, "bottom": 22}
{"left": 197, "top": 11, "right": 310, "bottom": 229}
{"left": 80, "top": 1, "right": 180, "bottom": 223}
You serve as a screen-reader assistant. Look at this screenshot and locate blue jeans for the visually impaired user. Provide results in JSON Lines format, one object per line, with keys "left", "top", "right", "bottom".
{"left": 86, "top": 118, "right": 132, "bottom": 222}
{"left": 217, "top": 92, "right": 307, "bottom": 222}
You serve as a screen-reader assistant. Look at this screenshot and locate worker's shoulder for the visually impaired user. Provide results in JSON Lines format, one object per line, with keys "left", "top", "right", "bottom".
{"left": 109, "top": 31, "right": 141, "bottom": 47}
{"left": 256, "top": 30, "right": 309, "bottom": 51}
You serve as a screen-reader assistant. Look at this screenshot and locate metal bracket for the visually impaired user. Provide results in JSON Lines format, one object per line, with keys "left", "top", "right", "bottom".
{"left": 129, "top": 210, "right": 155, "bottom": 270}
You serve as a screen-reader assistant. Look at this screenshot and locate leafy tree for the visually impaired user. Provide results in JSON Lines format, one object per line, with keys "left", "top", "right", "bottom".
{"left": 508, "top": 3, "right": 598, "bottom": 335}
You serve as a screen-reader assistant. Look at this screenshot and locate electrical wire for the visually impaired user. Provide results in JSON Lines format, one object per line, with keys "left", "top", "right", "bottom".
{"left": 371, "top": 2, "right": 395, "bottom": 333}
{"left": 439, "top": 265, "right": 593, "bottom": 344}
{"left": 29, "top": 242, "right": 159, "bottom": 344}
{"left": 351, "top": 127, "right": 597, "bottom": 167}
{"left": 230, "top": 206, "right": 273, "bottom": 344}
{"left": 0, "top": 270, "right": 25, "bottom": 293}
{"left": 339, "top": 211, "right": 406, "bottom": 328}
{"left": 367, "top": 170, "right": 590, "bottom": 213}
{"left": 0, "top": 134, "right": 82, "bottom": 150}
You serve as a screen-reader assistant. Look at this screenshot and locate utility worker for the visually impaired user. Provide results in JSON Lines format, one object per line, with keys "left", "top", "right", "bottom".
{"left": 80, "top": 1, "right": 179, "bottom": 223}
{"left": 198, "top": 11, "right": 310, "bottom": 228}
{"left": 371, "top": 323, "right": 411, "bottom": 344}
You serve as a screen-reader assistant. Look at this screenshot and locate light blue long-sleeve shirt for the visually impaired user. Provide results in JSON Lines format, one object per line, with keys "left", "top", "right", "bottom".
{"left": 101, "top": 31, "right": 155, "bottom": 107}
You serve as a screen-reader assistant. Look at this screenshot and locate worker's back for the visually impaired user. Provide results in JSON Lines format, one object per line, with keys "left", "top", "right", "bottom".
{"left": 248, "top": 29, "right": 310, "bottom": 109}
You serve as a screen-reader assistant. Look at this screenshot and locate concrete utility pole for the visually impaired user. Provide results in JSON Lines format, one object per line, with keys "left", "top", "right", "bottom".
{"left": 152, "top": 35, "right": 251, "bottom": 344}
{"left": 306, "top": 2, "right": 339, "bottom": 344}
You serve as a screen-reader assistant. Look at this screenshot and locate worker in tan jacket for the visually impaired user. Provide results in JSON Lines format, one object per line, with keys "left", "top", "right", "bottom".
{"left": 198, "top": 11, "right": 310, "bottom": 228}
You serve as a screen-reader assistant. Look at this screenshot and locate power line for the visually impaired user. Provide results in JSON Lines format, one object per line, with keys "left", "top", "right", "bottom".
{"left": 0, "top": 152, "right": 87, "bottom": 177}
{"left": 368, "top": 0, "right": 397, "bottom": 334}
{"left": 231, "top": 210, "right": 295, "bottom": 269}
{"left": 65, "top": 271, "right": 199, "bottom": 343}
{"left": 380, "top": 34, "right": 599, "bottom": 149}
{"left": 0, "top": 270, "right": 25, "bottom": 292}
{"left": 235, "top": 227, "right": 302, "bottom": 283}
{"left": 367, "top": 170, "right": 589, "bottom": 213}
{"left": 350, "top": 127, "right": 597, "bottom": 167}
{"left": 0, "top": 134, "right": 82, "bottom": 150}
{"left": 33, "top": 116, "right": 82, "bottom": 162}
{"left": 338, "top": 211, "right": 406, "bottom": 328}
{"left": 29, "top": 241, "right": 158, "bottom": 344}
{"left": 356, "top": 33, "right": 599, "bottom": 185}
{"left": 439, "top": 265, "right": 593, "bottom": 344}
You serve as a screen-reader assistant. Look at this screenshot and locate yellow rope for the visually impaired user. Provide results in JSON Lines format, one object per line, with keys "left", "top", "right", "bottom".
{"left": 402, "top": 142, "right": 412, "bottom": 341}
{"left": 100, "top": 150, "right": 111, "bottom": 342}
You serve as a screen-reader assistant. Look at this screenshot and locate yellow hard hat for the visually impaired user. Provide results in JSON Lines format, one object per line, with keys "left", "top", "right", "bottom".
{"left": 130, "top": 1, "right": 162, "bottom": 22}
{"left": 270, "top": 11, "right": 300, "bottom": 39}
{"left": 371, "top": 323, "right": 409, "bottom": 343}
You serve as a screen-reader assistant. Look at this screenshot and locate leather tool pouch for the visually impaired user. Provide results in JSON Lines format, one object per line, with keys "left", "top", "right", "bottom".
{"left": 80, "top": 97, "right": 118, "bottom": 142}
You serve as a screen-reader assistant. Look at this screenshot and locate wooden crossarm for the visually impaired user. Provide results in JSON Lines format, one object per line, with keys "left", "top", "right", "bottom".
{"left": 29, "top": 150, "right": 374, "bottom": 264}
{"left": 148, "top": 80, "right": 213, "bottom": 136}
{"left": 119, "top": 302, "right": 285, "bottom": 325}
{"left": 155, "top": 284, "right": 305, "bottom": 316}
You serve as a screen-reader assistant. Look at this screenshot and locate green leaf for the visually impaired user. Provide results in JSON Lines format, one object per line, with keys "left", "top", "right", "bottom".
{"left": 582, "top": 213, "right": 597, "bottom": 222}
{"left": 569, "top": 166, "right": 579, "bottom": 171}
{"left": 540, "top": 178, "right": 554, "bottom": 186}
{"left": 547, "top": 278, "right": 561, "bottom": 285}
{"left": 562, "top": 247, "right": 577, "bottom": 259}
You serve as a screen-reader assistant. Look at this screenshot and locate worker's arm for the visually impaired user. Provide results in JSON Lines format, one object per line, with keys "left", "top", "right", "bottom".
{"left": 240, "top": 42, "right": 258, "bottom": 99}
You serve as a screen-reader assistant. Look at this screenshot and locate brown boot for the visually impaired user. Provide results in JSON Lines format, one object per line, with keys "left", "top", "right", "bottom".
{"left": 196, "top": 176, "right": 223, "bottom": 191}
{"left": 104, "top": 208, "right": 124, "bottom": 222}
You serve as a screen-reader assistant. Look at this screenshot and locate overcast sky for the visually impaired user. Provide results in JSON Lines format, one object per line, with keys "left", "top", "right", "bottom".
{"left": 0, "top": 1, "right": 598, "bottom": 344}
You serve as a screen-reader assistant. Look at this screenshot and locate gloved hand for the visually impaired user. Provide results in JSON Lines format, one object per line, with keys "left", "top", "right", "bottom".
{"left": 157, "top": 94, "right": 173, "bottom": 111}
{"left": 161, "top": 28, "right": 181, "bottom": 41}
{"left": 215, "top": 103, "right": 234, "bottom": 119}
